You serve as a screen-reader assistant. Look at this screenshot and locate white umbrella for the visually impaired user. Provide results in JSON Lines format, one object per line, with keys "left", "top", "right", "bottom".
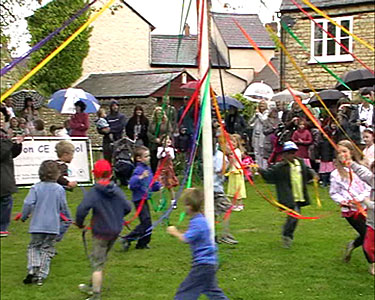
{"left": 244, "top": 82, "right": 274, "bottom": 100}
{"left": 272, "top": 88, "right": 309, "bottom": 102}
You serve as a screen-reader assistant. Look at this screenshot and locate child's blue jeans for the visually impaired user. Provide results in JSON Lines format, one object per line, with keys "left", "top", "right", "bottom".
{"left": 174, "top": 264, "right": 228, "bottom": 300}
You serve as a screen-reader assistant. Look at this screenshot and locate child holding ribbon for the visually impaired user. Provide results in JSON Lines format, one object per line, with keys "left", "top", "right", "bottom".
{"left": 227, "top": 134, "right": 246, "bottom": 212}
{"left": 329, "top": 140, "right": 372, "bottom": 267}
{"left": 337, "top": 143, "right": 374, "bottom": 275}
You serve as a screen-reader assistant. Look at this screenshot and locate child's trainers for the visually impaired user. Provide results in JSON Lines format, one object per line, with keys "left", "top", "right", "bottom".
{"left": 219, "top": 236, "right": 237, "bottom": 245}
{"left": 171, "top": 199, "right": 177, "bottom": 210}
{"left": 78, "top": 283, "right": 93, "bottom": 296}
{"left": 0, "top": 231, "right": 9, "bottom": 237}
{"left": 86, "top": 292, "right": 101, "bottom": 300}
{"left": 23, "top": 274, "right": 36, "bottom": 284}
{"left": 36, "top": 277, "right": 43, "bottom": 286}
{"left": 120, "top": 238, "right": 131, "bottom": 252}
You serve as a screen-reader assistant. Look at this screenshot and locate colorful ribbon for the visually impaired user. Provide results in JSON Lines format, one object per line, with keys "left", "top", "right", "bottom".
{"left": 300, "top": 0, "right": 375, "bottom": 52}
{"left": 1, "top": 0, "right": 116, "bottom": 103}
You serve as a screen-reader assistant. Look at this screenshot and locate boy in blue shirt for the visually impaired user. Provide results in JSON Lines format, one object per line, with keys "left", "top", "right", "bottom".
{"left": 21, "top": 160, "right": 71, "bottom": 286}
{"left": 121, "top": 146, "right": 162, "bottom": 251}
{"left": 76, "top": 159, "right": 132, "bottom": 300}
{"left": 167, "top": 188, "right": 229, "bottom": 300}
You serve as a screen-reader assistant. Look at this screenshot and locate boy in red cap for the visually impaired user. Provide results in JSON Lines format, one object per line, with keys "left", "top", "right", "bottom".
{"left": 76, "top": 159, "right": 132, "bottom": 300}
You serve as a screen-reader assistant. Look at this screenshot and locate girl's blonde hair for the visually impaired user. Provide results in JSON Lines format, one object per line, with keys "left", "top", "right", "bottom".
{"left": 97, "top": 108, "right": 106, "bottom": 118}
{"left": 335, "top": 140, "right": 364, "bottom": 179}
{"left": 230, "top": 133, "right": 245, "bottom": 153}
{"left": 152, "top": 106, "right": 167, "bottom": 122}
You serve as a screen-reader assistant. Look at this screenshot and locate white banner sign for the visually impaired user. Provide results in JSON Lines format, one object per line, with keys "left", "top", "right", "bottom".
{"left": 14, "top": 138, "right": 91, "bottom": 185}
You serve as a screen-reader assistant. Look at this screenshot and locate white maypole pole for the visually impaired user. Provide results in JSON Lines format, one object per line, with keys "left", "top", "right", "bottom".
{"left": 198, "top": 0, "right": 215, "bottom": 241}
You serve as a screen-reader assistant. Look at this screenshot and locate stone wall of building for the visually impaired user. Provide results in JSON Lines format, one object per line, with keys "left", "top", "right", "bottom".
{"left": 280, "top": 5, "right": 374, "bottom": 91}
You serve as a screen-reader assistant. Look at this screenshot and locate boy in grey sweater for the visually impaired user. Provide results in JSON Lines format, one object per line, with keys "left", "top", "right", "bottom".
{"left": 21, "top": 160, "right": 71, "bottom": 286}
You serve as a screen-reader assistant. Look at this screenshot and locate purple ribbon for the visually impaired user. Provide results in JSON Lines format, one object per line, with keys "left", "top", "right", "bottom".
{"left": 1, "top": 0, "right": 97, "bottom": 77}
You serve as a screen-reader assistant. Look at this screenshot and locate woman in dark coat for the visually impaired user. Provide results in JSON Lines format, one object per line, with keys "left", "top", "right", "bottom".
{"left": 125, "top": 106, "right": 149, "bottom": 147}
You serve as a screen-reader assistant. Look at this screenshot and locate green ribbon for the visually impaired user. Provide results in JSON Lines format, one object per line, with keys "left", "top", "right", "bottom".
{"left": 281, "top": 21, "right": 374, "bottom": 105}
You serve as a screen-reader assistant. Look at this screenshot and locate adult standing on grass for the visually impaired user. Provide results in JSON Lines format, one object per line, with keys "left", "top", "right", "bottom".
{"left": 76, "top": 159, "right": 132, "bottom": 299}
{"left": 259, "top": 141, "right": 316, "bottom": 248}
{"left": 0, "top": 112, "right": 23, "bottom": 237}
{"left": 167, "top": 188, "right": 229, "bottom": 300}
{"left": 329, "top": 140, "right": 372, "bottom": 267}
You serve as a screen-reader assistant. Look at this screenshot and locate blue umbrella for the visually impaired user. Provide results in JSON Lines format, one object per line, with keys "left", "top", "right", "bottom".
{"left": 217, "top": 96, "right": 244, "bottom": 110}
{"left": 48, "top": 88, "right": 100, "bottom": 114}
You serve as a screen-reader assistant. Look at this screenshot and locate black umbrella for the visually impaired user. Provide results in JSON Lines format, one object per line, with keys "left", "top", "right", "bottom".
{"left": 308, "top": 89, "right": 348, "bottom": 107}
{"left": 10, "top": 90, "right": 45, "bottom": 111}
{"left": 335, "top": 68, "right": 375, "bottom": 91}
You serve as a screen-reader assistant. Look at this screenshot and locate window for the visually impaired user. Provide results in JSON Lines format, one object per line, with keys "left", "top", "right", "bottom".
{"left": 309, "top": 16, "right": 354, "bottom": 63}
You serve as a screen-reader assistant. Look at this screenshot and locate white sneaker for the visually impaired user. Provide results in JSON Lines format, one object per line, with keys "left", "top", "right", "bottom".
{"left": 232, "top": 206, "right": 242, "bottom": 212}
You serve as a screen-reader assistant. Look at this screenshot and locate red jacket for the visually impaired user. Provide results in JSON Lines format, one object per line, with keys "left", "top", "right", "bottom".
{"left": 292, "top": 128, "right": 312, "bottom": 158}
{"left": 70, "top": 113, "right": 89, "bottom": 137}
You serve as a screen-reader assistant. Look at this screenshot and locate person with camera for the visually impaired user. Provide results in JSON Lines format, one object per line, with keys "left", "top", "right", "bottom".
{"left": 349, "top": 88, "right": 374, "bottom": 147}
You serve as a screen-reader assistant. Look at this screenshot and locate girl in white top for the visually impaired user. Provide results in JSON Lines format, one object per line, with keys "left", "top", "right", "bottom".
{"left": 362, "top": 128, "right": 374, "bottom": 167}
{"left": 329, "top": 140, "right": 372, "bottom": 268}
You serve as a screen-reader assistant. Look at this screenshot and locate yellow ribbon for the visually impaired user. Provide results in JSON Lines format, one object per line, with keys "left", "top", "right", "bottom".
{"left": 266, "top": 25, "right": 363, "bottom": 156}
{"left": 1, "top": 0, "right": 116, "bottom": 103}
{"left": 301, "top": 0, "right": 374, "bottom": 52}
{"left": 313, "top": 177, "right": 322, "bottom": 208}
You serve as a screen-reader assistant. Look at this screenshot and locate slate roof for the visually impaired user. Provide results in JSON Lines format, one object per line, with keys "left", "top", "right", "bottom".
{"left": 280, "top": 0, "right": 374, "bottom": 11}
{"left": 211, "top": 12, "right": 275, "bottom": 49}
{"left": 75, "top": 69, "right": 189, "bottom": 98}
{"left": 251, "top": 57, "right": 280, "bottom": 91}
{"left": 151, "top": 35, "right": 230, "bottom": 67}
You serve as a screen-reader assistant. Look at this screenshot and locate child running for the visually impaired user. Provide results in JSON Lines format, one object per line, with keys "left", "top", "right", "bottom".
{"left": 121, "top": 146, "right": 162, "bottom": 251}
{"left": 329, "top": 140, "right": 372, "bottom": 267}
{"left": 157, "top": 135, "right": 179, "bottom": 208}
{"left": 76, "top": 159, "right": 132, "bottom": 299}
{"left": 167, "top": 188, "right": 229, "bottom": 300}
{"left": 227, "top": 134, "right": 246, "bottom": 212}
{"left": 259, "top": 141, "right": 316, "bottom": 248}
{"left": 21, "top": 160, "right": 71, "bottom": 286}
{"left": 341, "top": 154, "right": 375, "bottom": 275}
{"left": 213, "top": 141, "right": 238, "bottom": 245}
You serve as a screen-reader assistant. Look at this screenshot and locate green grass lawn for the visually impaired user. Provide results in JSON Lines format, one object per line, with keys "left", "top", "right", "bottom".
{"left": 1, "top": 179, "right": 374, "bottom": 299}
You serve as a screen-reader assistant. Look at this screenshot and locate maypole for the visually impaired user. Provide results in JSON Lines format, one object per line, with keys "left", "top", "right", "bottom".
{"left": 198, "top": 0, "right": 215, "bottom": 241}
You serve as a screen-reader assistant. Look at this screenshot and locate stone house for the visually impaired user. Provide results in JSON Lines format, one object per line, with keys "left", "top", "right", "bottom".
{"left": 79, "top": 0, "right": 276, "bottom": 96}
{"left": 279, "top": 0, "right": 375, "bottom": 93}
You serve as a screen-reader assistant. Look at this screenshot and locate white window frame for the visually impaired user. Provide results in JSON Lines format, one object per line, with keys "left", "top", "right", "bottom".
{"left": 309, "top": 16, "right": 354, "bottom": 64}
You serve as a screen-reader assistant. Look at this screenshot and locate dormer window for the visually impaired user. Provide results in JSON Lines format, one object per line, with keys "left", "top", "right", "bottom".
{"left": 309, "top": 16, "right": 354, "bottom": 64}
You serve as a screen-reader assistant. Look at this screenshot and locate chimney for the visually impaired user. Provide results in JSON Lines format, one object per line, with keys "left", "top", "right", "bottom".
{"left": 184, "top": 23, "right": 190, "bottom": 36}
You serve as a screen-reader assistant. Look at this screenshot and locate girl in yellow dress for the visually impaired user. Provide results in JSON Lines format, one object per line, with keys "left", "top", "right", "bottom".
{"left": 227, "top": 134, "right": 247, "bottom": 211}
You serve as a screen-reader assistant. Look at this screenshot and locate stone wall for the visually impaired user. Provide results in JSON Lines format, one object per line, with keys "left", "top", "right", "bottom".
{"left": 280, "top": 5, "right": 375, "bottom": 91}
{"left": 39, "top": 97, "right": 158, "bottom": 147}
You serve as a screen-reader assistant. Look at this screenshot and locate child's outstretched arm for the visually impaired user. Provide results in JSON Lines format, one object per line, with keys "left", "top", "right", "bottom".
{"left": 167, "top": 226, "right": 187, "bottom": 243}
{"left": 21, "top": 186, "right": 37, "bottom": 221}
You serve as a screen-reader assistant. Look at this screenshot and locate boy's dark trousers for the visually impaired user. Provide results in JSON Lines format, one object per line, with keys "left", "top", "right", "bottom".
{"left": 174, "top": 264, "right": 228, "bottom": 300}
{"left": 282, "top": 205, "right": 300, "bottom": 240}
{"left": 0, "top": 195, "right": 13, "bottom": 232}
{"left": 123, "top": 201, "right": 151, "bottom": 248}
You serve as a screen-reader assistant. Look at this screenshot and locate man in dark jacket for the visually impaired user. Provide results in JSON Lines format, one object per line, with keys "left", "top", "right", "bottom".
{"left": 0, "top": 112, "right": 23, "bottom": 237}
{"left": 102, "top": 100, "right": 127, "bottom": 163}
{"left": 76, "top": 159, "right": 131, "bottom": 299}
{"left": 259, "top": 141, "right": 316, "bottom": 248}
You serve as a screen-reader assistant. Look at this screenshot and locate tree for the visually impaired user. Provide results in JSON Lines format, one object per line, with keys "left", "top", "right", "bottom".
{"left": 27, "top": 0, "right": 91, "bottom": 95}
